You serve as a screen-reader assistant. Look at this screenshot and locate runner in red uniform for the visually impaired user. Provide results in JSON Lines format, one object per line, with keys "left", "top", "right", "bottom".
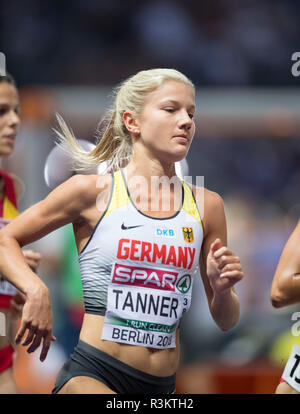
{"left": 0, "top": 74, "right": 41, "bottom": 393}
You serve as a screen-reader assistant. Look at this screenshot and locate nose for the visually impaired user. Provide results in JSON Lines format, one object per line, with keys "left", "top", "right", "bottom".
{"left": 8, "top": 110, "right": 20, "bottom": 128}
{"left": 178, "top": 110, "right": 193, "bottom": 130}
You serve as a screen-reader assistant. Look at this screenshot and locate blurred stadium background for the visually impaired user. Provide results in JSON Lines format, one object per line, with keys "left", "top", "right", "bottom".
{"left": 1, "top": 0, "right": 300, "bottom": 393}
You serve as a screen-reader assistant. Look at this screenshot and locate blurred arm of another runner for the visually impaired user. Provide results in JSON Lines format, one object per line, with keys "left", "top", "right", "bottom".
{"left": 9, "top": 175, "right": 42, "bottom": 320}
{"left": 9, "top": 250, "right": 42, "bottom": 320}
{"left": 271, "top": 220, "right": 300, "bottom": 308}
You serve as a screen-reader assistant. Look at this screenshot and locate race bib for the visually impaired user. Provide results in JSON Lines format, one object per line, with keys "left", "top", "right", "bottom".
{"left": 101, "top": 262, "right": 193, "bottom": 349}
{"left": 282, "top": 344, "right": 300, "bottom": 392}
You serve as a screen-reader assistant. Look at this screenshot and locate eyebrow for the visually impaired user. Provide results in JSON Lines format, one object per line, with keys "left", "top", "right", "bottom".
{"left": 159, "top": 99, "right": 195, "bottom": 111}
{"left": 0, "top": 102, "right": 19, "bottom": 109}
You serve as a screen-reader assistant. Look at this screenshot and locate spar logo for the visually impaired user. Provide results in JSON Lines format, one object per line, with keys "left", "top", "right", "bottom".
{"left": 112, "top": 263, "right": 178, "bottom": 291}
{"left": 176, "top": 274, "right": 191, "bottom": 294}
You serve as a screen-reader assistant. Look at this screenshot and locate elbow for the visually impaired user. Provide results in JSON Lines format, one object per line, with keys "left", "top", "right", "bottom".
{"left": 270, "top": 290, "right": 287, "bottom": 308}
{"left": 219, "top": 325, "right": 231, "bottom": 332}
{"left": 217, "top": 317, "right": 239, "bottom": 332}
{"left": 218, "top": 324, "right": 236, "bottom": 332}
{"left": 271, "top": 297, "right": 283, "bottom": 308}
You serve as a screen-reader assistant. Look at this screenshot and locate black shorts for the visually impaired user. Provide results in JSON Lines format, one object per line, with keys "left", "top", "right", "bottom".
{"left": 52, "top": 340, "right": 176, "bottom": 394}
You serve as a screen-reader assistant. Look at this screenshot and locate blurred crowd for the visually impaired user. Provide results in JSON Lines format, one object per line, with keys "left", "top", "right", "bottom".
{"left": 1, "top": 0, "right": 299, "bottom": 87}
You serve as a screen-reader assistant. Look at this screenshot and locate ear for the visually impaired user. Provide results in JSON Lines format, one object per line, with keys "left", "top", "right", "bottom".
{"left": 122, "top": 111, "right": 140, "bottom": 136}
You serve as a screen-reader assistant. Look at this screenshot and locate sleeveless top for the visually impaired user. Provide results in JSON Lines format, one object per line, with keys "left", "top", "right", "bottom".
{"left": 78, "top": 170, "right": 203, "bottom": 349}
{"left": 0, "top": 170, "right": 18, "bottom": 309}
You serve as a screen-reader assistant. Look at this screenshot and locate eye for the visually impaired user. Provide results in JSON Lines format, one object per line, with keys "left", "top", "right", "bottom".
{"left": 0, "top": 106, "right": 8, "bottom": 116}
{"left": 188, "top": 113, "right": 194, "bottom": 119}
{"left": 164, "top": 108, "right": 175, "bottom": 113}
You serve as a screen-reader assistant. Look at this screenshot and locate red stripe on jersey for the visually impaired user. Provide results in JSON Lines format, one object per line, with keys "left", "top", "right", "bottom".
{"left": 0, "top": 294, "right": 12, "bottom": 309}
{"left": 0, "top": 345, "right": 14, "bottom": 373}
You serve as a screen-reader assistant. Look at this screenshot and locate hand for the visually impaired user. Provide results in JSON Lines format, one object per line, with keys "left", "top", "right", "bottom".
{"left": 9, "top": 291, "right": 26, "bottom": 320}
{"left": 15, "top": 284, "right": 56, "bottom": 361}
{"left": 23, "top": 250, "right": 42, "bottom": 272}
{"left": 207, "top": 238, "right": 243, "bottom": 294}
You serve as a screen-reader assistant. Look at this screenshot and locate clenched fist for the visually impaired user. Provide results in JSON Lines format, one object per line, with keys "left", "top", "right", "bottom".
{"left": 207, "top": 238, "right": 243, "bottom": 294}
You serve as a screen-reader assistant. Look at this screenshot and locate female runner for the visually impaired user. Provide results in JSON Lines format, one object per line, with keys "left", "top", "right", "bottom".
{"left": 0, "top": 68, "right": 243, "bottom": 394}
{"left": 0, "top": 74, "right": 41, "bottom": 393}
{"left": 271, "top": 219, "right": 300, "bottom": 394}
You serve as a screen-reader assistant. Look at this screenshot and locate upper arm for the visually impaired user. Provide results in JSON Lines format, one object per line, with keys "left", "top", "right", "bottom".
{"left": 195, "top": 188, "right": 227, "bottom": 304}
{"left": 0, "top": 174, "right": 96, "bottom": 247}
{"left": 271, "top": 220, "right": 300, "bottom": 307}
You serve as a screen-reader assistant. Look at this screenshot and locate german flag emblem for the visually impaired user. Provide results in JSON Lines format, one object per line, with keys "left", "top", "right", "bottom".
{"left": 182, "top": 227, "right": 194, "bottom": 243}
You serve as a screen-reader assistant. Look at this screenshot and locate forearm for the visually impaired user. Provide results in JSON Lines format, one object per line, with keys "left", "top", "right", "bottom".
{"left": 0, "top": 235, "right": 47, "bottom": 296}
{"left": 210, "top": 288, "right": 240, "bottom": 331}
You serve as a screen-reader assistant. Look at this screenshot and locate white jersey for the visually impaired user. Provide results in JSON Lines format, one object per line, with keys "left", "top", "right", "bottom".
{"left": 78, "top": 170, "right": 203, "bottom": 349}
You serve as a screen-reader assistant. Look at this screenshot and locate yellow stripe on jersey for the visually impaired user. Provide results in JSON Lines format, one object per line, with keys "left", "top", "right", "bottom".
{"left": 104, "top": 170, "right": 130, "bottom": 216}
{"left": 181, "top": 181, "right": 202, "bottom": 227}
{"left": 3, "top": 197, "right": 18, "bottom": 220}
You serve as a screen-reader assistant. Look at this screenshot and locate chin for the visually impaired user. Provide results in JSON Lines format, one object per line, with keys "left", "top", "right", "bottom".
{"left": 172, "top": 148, "right": 189, "bottom": 162}
{"left": 0, "top": 146, "right": 14, "bottom": 158}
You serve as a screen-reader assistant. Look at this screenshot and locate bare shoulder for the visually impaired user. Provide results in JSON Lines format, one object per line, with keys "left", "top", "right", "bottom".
{"left": 62, "top": 173, "right": 111, "bottom": 196}
{"left": 192, "top": 185, "right": 225, "bottom": 235}
{"left": 41, "top": 173, "right": 113, "bottom": 217}
{"left": 57, "top": 173, "right": 111, "bottom": 193}
{"left": 192, "top": 185, "right": 224, "bottom": 214}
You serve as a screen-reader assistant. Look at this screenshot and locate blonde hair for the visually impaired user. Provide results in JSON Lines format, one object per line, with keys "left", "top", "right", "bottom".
{"left": 55, "top": 68, "right": 195, "bottom": 172}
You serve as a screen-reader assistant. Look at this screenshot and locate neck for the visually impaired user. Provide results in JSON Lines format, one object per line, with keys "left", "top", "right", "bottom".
{"left": 125, "top": 154, "right": 177, "bottom": 182}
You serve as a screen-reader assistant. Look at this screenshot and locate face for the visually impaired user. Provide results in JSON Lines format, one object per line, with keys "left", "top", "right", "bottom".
{"left": 134, "top": 80, "right": 195, "bottom": 163}
{"left": 0, "top": 82, "right": 20, "bottom": 157}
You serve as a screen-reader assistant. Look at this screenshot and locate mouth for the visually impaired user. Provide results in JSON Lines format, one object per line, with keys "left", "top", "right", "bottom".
{"left": 2, "top": 136, "right": 16, "bottom": 145}
{"left": 173, "top": 135, "right": 189, "bottom": 144}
